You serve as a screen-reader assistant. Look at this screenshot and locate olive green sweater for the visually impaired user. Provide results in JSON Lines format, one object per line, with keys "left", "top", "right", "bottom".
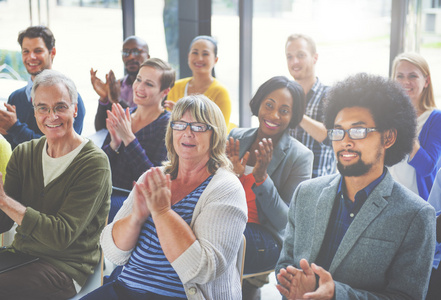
{"left": 1, "top": 137, "right": 111, "bottom": 286}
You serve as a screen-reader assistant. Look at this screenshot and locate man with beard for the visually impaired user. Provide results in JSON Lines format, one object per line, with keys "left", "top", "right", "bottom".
{"left": 275, "top": 73, "right": 436, "bottom": 299}
{"left": 0, "top": 26, "right": 85, "bottom": 149}
{"left": 91, "top": 36, "right": 150, "bottom": 131}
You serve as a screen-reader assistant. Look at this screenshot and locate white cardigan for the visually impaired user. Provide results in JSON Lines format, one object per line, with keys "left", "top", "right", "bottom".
{"left": 101, "top": 167, "right": 247, "bottom": 300}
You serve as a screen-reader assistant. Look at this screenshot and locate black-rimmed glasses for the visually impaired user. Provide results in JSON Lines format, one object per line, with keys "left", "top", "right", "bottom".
{"left": 170, "top": 121, "right": 212, "bottom": 132}
{"left": 328, "top": 127, "right": 378, "bottom": 141}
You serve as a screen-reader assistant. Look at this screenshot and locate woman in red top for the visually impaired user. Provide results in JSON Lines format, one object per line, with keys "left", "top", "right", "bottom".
{"left": 227, "top": 76, "right": 313, "bottom": 297}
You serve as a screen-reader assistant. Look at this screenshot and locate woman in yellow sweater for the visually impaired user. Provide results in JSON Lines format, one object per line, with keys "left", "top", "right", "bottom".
{"left": 165, "top": 35, "right": 233, "bottom": 130}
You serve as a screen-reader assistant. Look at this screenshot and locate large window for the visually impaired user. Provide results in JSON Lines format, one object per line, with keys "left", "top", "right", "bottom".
{"left": 1, "top": 0, "right": 439, "bottom": 134}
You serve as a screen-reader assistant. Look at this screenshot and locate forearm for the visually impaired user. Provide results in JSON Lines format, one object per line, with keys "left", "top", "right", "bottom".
{"left": 409, "top": 146, "right": 440, "bottom": 176}
{"left": 126, "top": 140, "right": 166, "bottom": 172}
{"left": 112, "top": 214, "right": 144, "bottom": 251}
{"left": 0, "top": 195, "right": 25, "bottom": 225}
{"left": 95, "top": 101, "right": 111, "bottom": 131}
{"left": 299, "top": 115, "right": 328, "bottom": 143}
{"left": 7, "top": 121, "right": 42, "bottom": 145}
{"left": 253, "top": 177, "right": 289, "bottom": 232}
{"left": 153, "top": 209, "right": 196, "bottom": 263}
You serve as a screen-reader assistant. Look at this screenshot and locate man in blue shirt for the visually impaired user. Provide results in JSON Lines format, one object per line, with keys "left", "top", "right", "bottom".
{"left": 0, "top": 26, "right": 85, "bottom": 149}
{"left": 276, "top": 73, "right": 436, "bottom": 299}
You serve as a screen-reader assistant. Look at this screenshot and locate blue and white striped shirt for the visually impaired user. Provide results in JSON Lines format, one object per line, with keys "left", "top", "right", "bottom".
{"left": 117, "top": 175, "right": 213, "bottom": 298}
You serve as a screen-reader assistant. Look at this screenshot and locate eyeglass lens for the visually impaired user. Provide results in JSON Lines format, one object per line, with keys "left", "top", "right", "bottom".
{"left": 171, "top": 122, "right": 210, "bottom": 132}
{"left": 122, "top": 49, "right": 142, "bottom": 57}
{"left": 329, "top": 128, "right": 372, "bottom": 141}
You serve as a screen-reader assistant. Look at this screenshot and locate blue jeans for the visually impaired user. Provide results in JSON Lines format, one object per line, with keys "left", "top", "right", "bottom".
{"left": 243, "top": 222, "right": 281, "bottom": 274}
{"left": 80, "top": 279, "right": 182, "bottom": 300}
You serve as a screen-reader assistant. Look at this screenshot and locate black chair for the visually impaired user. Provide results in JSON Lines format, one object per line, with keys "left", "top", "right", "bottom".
{"left": 109, "top": 186, "right": 131, "bottom": 223}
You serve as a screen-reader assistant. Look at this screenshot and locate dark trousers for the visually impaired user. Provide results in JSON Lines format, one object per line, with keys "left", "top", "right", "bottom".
{"left": 426, "top": 266, "right": 441, "bottom": 300}
{"left": 80, "top": 280, "right": 183, "bottom": 300}
{"left": 0, "top": 260, "right": 76, "bottom": 300}
{"left": 243, "top": 222, "right": 281, "bottom": 274}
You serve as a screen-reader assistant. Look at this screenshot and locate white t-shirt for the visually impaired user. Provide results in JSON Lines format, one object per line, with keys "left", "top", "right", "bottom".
{"left": 389, "top": 109, "right": 433, "bottom": 195}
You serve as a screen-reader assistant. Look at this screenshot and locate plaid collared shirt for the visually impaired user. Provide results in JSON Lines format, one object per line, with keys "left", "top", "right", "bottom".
{"left": 289, "top": 78, "right": 336, "bottom": 178}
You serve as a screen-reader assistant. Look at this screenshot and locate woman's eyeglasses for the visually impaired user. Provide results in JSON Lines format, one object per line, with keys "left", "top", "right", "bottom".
{"left": 170, "top": 121, "right": 212, "bottom": 132}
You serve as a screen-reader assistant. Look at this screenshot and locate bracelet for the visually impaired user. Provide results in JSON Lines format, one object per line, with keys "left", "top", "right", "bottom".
{"left": 112, "top": 144, "right": 121, "bottom": 154}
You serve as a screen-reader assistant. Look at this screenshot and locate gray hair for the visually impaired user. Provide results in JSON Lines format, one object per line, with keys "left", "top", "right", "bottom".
{"left": 31, "top": 69, "right": 78, "bottom": 104}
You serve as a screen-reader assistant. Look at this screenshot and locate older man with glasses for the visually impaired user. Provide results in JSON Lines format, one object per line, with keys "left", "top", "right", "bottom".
{"left": 276, "top": 73, "right": 436, "bottom": 300}
{"left": 90, "top": 36, "right": 150, "bottom": 131}
{"left": 0, "top": 69, "right": 111, "bottom": 299}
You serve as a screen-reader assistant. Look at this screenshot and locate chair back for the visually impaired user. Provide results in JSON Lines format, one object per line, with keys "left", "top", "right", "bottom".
{"left": 68, "top": 251, "right": 104, "bottom": 299}
{"left": 108, "top": 186, "right": 131, "bottom": 223}
{"left": 237, "top": 234, "right": 246, "bottom": 285}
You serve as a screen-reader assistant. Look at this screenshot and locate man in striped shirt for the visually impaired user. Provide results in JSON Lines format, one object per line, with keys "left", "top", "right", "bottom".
{"left": 285, "top": 34, "right": 335, "bottom": 178}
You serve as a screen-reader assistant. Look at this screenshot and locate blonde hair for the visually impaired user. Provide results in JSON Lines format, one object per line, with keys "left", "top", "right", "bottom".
{"left": 286, "top": 33, "right": 317, "bottom": 55}
{"left": 163, "top": 94, "right": 232, "bottom": 179}
{"left": 392, "top": 52, "right": 435, "bottom": 111}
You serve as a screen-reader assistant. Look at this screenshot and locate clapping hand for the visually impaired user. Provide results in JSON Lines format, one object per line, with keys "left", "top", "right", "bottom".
{"left": 107, "top": 70, "right": 120, "bottom": 104}
{"left": 136, "top": 167, "right": 172, "bottom": 218}
{"left": 252, "top": 138, "right": 273, "bottom": 183}
{"left": 90, "top": 68, "right": 120, "bottom": 104}
{"left": 163, "top": 100, "right": 175, "bottom": 111}
{"left": 226, "top": 137, "right": 249, "bottom": 178}
{"left": 106, "top": 103, "right": 135, "bottom": 151}
{"left": 90, "top": 68, "right": 108, "bottom": 102}
{"left": 0, "top": 103, "right": 17, "bottom": 134}
{"left": 276, "top": 259, "right": 334, "bottom": 300}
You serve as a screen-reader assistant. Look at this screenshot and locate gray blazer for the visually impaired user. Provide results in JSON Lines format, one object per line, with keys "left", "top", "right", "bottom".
{"left": 276, "top": 171, "right": 436, "bottom": 299}
{"left": 228, "top": 128, "right": 313, "bottom": 244}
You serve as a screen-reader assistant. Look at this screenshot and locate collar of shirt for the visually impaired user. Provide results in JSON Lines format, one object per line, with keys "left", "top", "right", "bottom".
{"left": 337, "top": 168, "right": 387, "bottom": 210}
{"left": 25, "top": 77, "right": 33, "bottom": 102}
{"left": 305, "top": 77, "right": 321, "bottom": 100}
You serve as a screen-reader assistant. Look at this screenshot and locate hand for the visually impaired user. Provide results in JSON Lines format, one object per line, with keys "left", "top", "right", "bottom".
{"left": 90, "top": 68, "right": 109, "bottom": 101}
{"left": 0, "top": 172, "right": 6, "bottom": 205}
{"left": 106, "top": 103, "right": 136, "bottom": 148}
{"left": 131, "top": 180, "right": 151, "bottom": 224}
{"left": 276, "top": 259, "right": 317, "bottom": 299}
{"left": 226, "top": 137, "right": 249, "bottom": 178}
{"left": 107, "top": 70, "right": 121, "bottom": 104}
{"left": 409, "top": 138, "right": 420, "bottom": 161}
{"left": 106, "top": 110, "right": 122, "bottom": 151}
{"left": 252, "top": 138, "right": 273, "bottom": 183}
{"left": 303, "top": 263, "right": 335, "bottom": 299}
{"left": 0, "top": 103, "right": 18, "bottom": 134}
{"left": 163, "top": 100, "right": 175, "bottom": 111}
{"left": 136, "top": 167, "right": 172, "bottom": 218}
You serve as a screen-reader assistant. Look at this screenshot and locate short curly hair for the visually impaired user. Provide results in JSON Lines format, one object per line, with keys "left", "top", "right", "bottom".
{"left": 323, "top": 73, "right": 416, "bottom": 166}
{"left": 249, "top": 76, "right": 305, "bottom": 129}
{"left": 18, "top": 26, "right": 55, "bottom": 51}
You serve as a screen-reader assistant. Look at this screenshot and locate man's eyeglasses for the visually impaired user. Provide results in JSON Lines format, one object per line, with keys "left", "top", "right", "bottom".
{"left": 121, "top": 49, "right": 145, "bottom": 57}
{"left": 170, "top": 121, "right": 212, "bottom": 132}
{"left": 327, "top": 127, "right": 378, "bottom": 141}
{"left": 33, "top": 104, "right": 73, "bottom": 115}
